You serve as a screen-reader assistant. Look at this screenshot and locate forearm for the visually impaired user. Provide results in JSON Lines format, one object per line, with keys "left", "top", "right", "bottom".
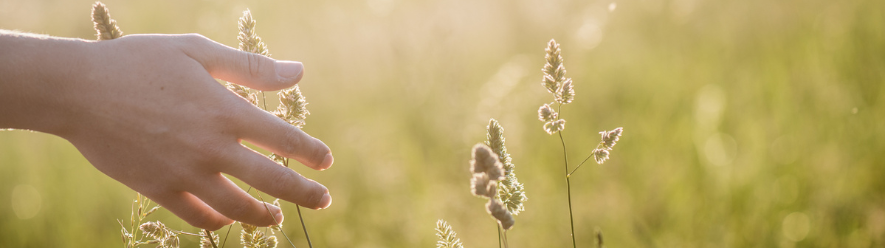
{"left": 0, "top": 30, "right": 95, "bottom": 135}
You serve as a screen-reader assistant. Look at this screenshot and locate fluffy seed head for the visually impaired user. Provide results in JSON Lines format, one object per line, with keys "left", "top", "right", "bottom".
{"left": 544, "top": 119, "right": 566, "bottom": 134}
{"left": 238, "top": 9, "right": 270, "bottom": 56}
{"left": 240, "top": 222, "right": 257, "bottom": 234}
{"left": 269, "top": 153, "right": 286, "bottom": 166}
{"left": 240, "top": 221, "right": 277, "bottom": 248}
{"left": 485, "top": 118, "right": 527, "bottom": 215}
{"left": 471, "top": 144, "right": 504, "bottom": 180}
{"left": 139, "top": 221, "right": 168, "bottom": 240}
{"left": 226, "top": 82, "right": 259, "bottom": 106}
{"left": 92, "top": 2, "right": 123, "bottom": 40}
{"left": 470, "top": 173, "right": 490, "bottom": 197}
{"left": 593, "top": 148, "right": 610, "bottom": 164}
{"left": 266, "top": 236, "right": 278, "bottom": 248}
{"left": 601, "top": 127, "right": 623, "bottom": 150}
{"left": 486, "top": 199, "right": 515, "bottom": 230}
{"left": 538, "top": 104, "right": 558, "bottom": 122}
{"left": 542, "top": 75, "right": 559, "bottom": 94}
{"left": 544, "top": 39, "right": 564, "bottom": 79}
{"left": 200, "top": 230, "right": 220, "bottom": 248}
{"left": 435, "top": 220, "right": 464, "bottom": 248}
{"left": 165, "top": 235, "right": 180, "bottom": 248}
{"left": 275, "top": 86, "right": 310, "bottom": 128}
{"left": 541, "top": 39, "right": 575, "bottom": 105}
{"left": 557, "top": 78, "right": 575, "bottom": 104}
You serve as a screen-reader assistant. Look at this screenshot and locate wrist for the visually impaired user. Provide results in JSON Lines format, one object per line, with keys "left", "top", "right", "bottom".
{"left": 0, "top": 31, "right": 97, "bottom": 136}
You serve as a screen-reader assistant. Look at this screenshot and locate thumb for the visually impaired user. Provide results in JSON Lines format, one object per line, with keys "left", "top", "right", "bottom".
{"left": 180, "top": 34, "right": 304, "bottom": 91}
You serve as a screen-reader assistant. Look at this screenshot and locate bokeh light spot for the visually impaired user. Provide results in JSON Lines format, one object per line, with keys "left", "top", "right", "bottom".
{"left": 704, "top": 133, "right": 737, "bottom": 166}
{"left": 782, "top": 212, "right": 811, "bottom": 242}
{"left": 11, "top": 184, "right": 41, "bottom": 220}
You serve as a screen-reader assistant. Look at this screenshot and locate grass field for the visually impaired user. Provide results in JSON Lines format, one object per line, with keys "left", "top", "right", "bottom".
{"left": 1, "top": 0, "right": 884, "bottom": 247}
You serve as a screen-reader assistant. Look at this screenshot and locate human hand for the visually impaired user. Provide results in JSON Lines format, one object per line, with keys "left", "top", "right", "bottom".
{"left": 0, "top": 33, "right": 333, "bottom": 230}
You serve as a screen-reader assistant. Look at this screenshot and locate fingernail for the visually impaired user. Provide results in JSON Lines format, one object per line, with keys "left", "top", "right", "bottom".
{"left": 276, "top": 61, "right": 303, "bottom": 79}
{"left": 317, "top": 192, "right": 332, "bottom": 210}
{"left": 274, "top": 210, "right": 285, "bottom": 224}
{"left": 319, "top": 153, "right": 334, "bottom": 170}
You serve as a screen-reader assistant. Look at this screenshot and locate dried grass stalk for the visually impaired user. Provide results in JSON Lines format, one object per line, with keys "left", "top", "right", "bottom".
{"left": 92, "top": 2, "right": 123, "bottom": 40}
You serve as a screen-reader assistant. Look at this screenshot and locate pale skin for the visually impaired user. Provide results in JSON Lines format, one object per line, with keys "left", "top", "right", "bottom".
{"left": 0, "top": 30, "right": 333, "bottom": 230}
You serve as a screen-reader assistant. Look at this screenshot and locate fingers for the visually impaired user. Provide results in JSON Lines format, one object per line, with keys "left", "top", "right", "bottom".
{"left": 176, "top": 34, "right": 304, "bottom": 91}
{"left": 237, "top": 109, "right": 333, "bottom": 171}
{"left": 142, "top": 190, "right": 234, "bottom": 230}
{"left": 186, "top": 173, "right": 284, "bottom": 227}
{"left": 220, "top": 145, "right": 332, "bottom": 210}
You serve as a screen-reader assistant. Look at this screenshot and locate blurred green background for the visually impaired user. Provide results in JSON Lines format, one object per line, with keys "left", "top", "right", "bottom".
{"left": 1, "top": 0, "right": 884, "bottom": 247}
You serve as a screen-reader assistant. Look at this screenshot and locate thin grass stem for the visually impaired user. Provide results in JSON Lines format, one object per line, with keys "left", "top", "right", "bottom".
{"left": 497, "top": 224, "right": 503, "bottom": 248}
{"left": 204, "top": 229, "right": 219, "bottom": 248}
{"left": 502, "top": 230, "right": 510, "bottom": 248}
{"left": 296, "top": 205, "right": 314, "bottom": 248}
{"left": 568, "top": 153, "right": 596, "bottom": 176}
{"left": 569, "top": 142, "right": 605, "bottom": 176}
{"left": 255, "top": 191, "right": 297, "bottom": 248}
{"left": 558, "top": 104, "right": 577, "bottom": 248}
{"left": 261, "top": 91, "right": 268, "bottom": 111}
{"left": 220, "top": 221, "right": 233, "bottom": 248}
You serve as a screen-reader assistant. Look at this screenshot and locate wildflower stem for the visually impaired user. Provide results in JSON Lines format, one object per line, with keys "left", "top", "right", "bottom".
{"left": 296, "top": 205, "right": 314, "bottom": 248}
{"left": 255, "top": 191, "right": 297, "bottom": 248}
{"left": 557, "top": 104, "right": 578, "bottom": 248}
{"left": 502, "top": 230, "right": 510, "bottom": 248}
{"left": 261, "top": 91, "right": 268, "bottom": 111}
{"left": 568, "top": 152, "right": 597, "bottom": 176}
{"left": 204, "top": 229, "right": 219, "bottom": 248}
{"left": 220, "top": 220, "right": 233, "bottom": 248}
{"left": 497, "top": 224, "right": 503, "bottom": 248}
{"left": 168, "top": 230, "right": 202, "bottom": 236}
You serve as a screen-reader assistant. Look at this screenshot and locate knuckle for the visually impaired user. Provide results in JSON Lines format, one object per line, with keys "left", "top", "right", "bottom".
{"left": 223, "top": 196, "right": 256, "bottom": 219}
{"left": 279, "top": 128, "right": 305, "bottom": 157}
{"left": 244, "top": 52, "right": 266, "bottom": 78}
{"left": 192, "top": 140, "right": 229, "bottom": 167}
{"left": 179, "top": 33, "right": 211, "bottom": 45}
{"left": 265, "top": 169, "right": 298, "bottom": 195}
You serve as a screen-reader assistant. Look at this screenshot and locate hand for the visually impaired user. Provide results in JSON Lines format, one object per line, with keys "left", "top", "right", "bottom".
{"left": 0, "top": 32, "right": 333, "bottom": 230}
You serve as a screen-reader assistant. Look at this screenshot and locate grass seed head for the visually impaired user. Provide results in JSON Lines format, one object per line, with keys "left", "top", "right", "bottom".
{"left": 485, "top": 119, "right": 527, "bottom": 215}
{"left": 601, "top": 127, "right": 623, "bottom": 150}
{"left": 275, "top": 86, "right": 310, "bottom": 128}
{"left": 226, "top": 82, "right": 259, "bottom": 106}
{"left": 471, "top": 144, "right": 504, "bottom": 181}
{"left": 238, "top": 9, "right": 270, "bottom": 56}
{"left": 542, "top": 39, "right": 575, "bottom": 105}
{"left": 92, "top": 2, "right": 123, "bottom": 40}
{"left": 557, "top": 78, "right": 575, "bottom": 104}
{"left": 543, "top": 119, "right": 566, "bottom": 134}
{"left": 486, "top": 199, "right": 515, "bottom": 230}
{"left": 435, "top": 220, "right": 464, "bottom": 248}
{"left": 470, "top": 173, "right": 490, "bottom": 197}
{"left": 200, "top": 230, "right": 220, "bottom": 248}
{"left": 165, "top": 235, "right": 180, "bottom": 248}
{"left": 538, "top": 104, "right": 558, "bottom": 122}
{"left": 139, "top": 221, "right": 168, "bottom": 240}
{"left": 593, "top": 148, "right": 610, "bottom": 164}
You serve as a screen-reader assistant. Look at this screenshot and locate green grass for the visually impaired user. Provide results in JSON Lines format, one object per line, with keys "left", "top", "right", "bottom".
{"left": 1, "top": 0, "right": 884, "bottom": 247}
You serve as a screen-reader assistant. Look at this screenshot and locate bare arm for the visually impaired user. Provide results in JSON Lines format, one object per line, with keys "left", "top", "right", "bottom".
{"left": 0, "top": 31, "right": 333, "bottom": 230}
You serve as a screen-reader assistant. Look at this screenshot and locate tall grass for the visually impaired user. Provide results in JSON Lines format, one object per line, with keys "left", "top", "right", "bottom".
{"left": 436, "top": 40, "right": 623, "bottom": 247}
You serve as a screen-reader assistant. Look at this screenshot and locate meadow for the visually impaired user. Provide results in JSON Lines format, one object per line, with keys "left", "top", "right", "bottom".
{"left": 0, "top": 0, "right": 883, "bottom": 247}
